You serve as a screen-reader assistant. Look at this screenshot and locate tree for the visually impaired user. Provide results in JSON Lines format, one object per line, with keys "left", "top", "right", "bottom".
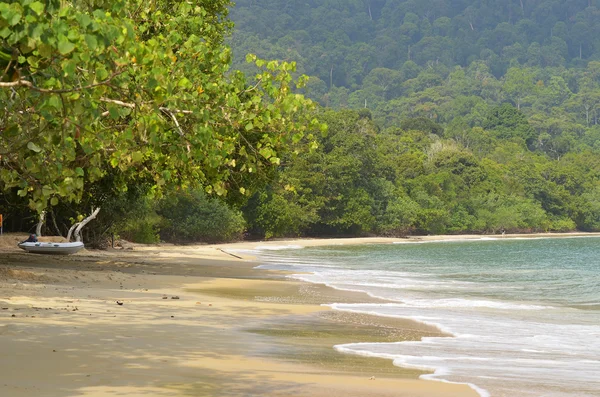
{"left": 483, "top": 103, "right": 537, "bottom": 147}
{"left": 0, "top": 0, "right": 324, "bottom": 216}
{"left": 362, "top": 67, "right": 403, "bottom": 101}
{"left": 400, "top": 117, "right": 444, "bottom": 136}
{"left": 157, "top": 189, "right": 245, "bottom": 243}
{"left": 502, "top": 67, "right": 536, "bottom": 110}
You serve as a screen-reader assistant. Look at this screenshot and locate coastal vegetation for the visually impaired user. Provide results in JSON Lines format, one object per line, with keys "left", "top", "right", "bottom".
{"left": 3, "top": 0, "right": 600, "bottom": 243}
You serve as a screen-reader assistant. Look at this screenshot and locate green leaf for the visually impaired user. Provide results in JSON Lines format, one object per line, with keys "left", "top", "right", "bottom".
{"left": 57, "top": 38, "right": 75, "bottom": 55}
{"left": 131, "top": 151, "right": 144, "bottom": 162}
{"left": 7, "top": 10, "right": 22, "bottom": 26}
{"left": 77, "top": 13, "right": 91, "bottom": 28}
{"left": 75, "top": 167, "right": 84, "bottom": 176}
{"left": 0, "top": 27, "right": 11, "bottom": 39}
{"left": 84, "top": 34, "right": 97, "bottom": 51}
{"left": 245, "top": 122, "right": 254, "bottom": 131}
{"left": 178, "top": 77, "right": 192, "bottom": 88}
{"left": 27, "top": 141, "right": 42, "bottom": 152}
{"left": 62, "top": 59, "right": 77, "bottom": 76}
{"left": 259, "top": 147, "right": 273, "bottom": 159}
{"left": 95, "top": 66, "right": 108, "bottom": 80}
{"left": 42, "top": 185, "right": 53, "bottom": 197}
{"left": 108, "top": 106, "right": 120, "bottom": 119}
{"left": 46, "top": 95, "right": 60, "bottom": 110}
{"left": 50, "top": 197, "right": 59, "bottom": 206}
{"left": 28, "top": 1, "right": 45, "bottom": 15}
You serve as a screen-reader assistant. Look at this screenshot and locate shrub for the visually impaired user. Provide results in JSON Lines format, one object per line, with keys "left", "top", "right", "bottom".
{"left": 157, "top": 189, "right": 245, "bottom": 243}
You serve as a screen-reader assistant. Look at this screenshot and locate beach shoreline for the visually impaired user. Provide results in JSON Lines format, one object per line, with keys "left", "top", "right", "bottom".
{"left": 6, "top": 231, "right": 591, "bottom": 396}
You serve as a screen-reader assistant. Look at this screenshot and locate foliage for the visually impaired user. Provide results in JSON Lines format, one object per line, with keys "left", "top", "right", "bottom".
{"left": 5, "top": 0, "right": 600, "bottom": 241}
{"left": 245, "top": 189, "right": 319, "bottom": 239}
{"left": 114, "top": 198, "right": 161, "bottom": 244}
{"left": 0, "top": 0, "right": 324, "bottom": 216}
{"left": 157, "top": 189, "right": 245, "bottom": 243}
{"left": 246, "top": 105, "right": 600, "bottom": 238}
{"left": 230, "top": 0, "right": 600, "bottom": 85}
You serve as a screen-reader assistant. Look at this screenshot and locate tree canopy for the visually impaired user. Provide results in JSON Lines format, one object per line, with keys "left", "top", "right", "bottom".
{"left": 0, "top": 0, "right": 324, "bottom": 214}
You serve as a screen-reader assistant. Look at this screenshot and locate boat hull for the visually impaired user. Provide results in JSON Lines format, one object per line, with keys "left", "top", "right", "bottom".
{"left": 18, "top": 242, "right": 85, "bottom": 255}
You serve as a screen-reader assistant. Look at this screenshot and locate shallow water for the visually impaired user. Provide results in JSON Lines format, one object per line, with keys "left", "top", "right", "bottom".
{"left": 248, "top": 237, "right": 600, "bottom": 397}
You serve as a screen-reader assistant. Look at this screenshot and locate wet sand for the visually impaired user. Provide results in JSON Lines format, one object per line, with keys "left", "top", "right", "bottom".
{"left": 0, "top": 233, "right": 497, "bottom": 396}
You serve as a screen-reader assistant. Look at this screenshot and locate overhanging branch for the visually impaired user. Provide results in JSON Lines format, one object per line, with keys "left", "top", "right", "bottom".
{"left": 160, "top": 107, "right": 191, "bottom": 152}
{"left": 0, "top": 71, "right": 123, "bottom": 93}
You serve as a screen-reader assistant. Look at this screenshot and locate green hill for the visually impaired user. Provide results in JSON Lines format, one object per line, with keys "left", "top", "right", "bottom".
{"left": 226, "top": 1, "right": 600, "bottom": 238}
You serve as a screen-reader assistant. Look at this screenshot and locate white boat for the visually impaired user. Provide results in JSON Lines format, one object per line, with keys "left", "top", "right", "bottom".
{"left": 18, "top": 241, "right": 85, "bottom": 255}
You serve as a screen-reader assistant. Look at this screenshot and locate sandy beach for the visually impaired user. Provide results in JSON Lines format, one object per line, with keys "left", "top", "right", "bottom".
{"left": 6, "top": 232, "right": 589, "bottom": 396}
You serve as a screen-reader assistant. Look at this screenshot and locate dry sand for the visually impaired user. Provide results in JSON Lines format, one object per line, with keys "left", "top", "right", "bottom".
{"left": 6, "top": 231, "right": 570, "bottom": 397}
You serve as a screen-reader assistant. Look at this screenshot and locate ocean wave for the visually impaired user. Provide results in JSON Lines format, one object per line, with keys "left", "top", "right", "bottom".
{"left": 400, "top": 298, "right": 552, "bottom": 310}
{"left": 333, "top": 345, "right": 491, "bottom": 397}
{"left": 252, "top": 237, "right": 600, "bottom": 396}
{"left": 330, "top": 299, "right": 551, "bottom": 311}
{"left": 252, "top": 244, "right": 305, "bottom": 250}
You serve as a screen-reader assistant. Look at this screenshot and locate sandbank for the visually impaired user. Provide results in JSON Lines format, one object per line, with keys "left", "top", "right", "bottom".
{"left": 0, "top": 232, "right": 512, "bottom": 396}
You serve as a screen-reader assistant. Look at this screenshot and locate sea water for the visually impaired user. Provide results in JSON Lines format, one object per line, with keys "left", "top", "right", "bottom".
{"left": 247, "top": 237, "right": 600, "bottom": 397}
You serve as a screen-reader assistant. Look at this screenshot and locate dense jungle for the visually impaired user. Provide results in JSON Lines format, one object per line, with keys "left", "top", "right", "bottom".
{"left": 3, "top": 0, "right": 600, "bottom": 244}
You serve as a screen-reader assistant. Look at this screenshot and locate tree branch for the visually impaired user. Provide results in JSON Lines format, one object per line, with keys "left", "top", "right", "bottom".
{"left": 0, "top": 71, "right": 123, "bottom": 93}
{"left": 35, "top": 211, "right": 46, "bottom": 237}
{"left": 240, "top": 76, "right": 263, "bottom": 95}
{"left": 72, "top": 207, "right": 101, "bottom": 243}
{"left": 49, "top": 208, "right": 64, "bottom": 237}
{"left": 66, "top": 222, "right": 81, "bottom": 242}
{"left": 160, "top": 107, "right": 191, "bottom": 152}
{"left": 100, "top": 97, "right": 136, "bottom": 108}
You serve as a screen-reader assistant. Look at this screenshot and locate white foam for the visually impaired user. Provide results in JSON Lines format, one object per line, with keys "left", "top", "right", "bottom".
{"left": 421, "top": 374, "right": 491, "bottom": 397}
{"left": 252, "top": 240, "right": 600, "bottom": 397}
{"left": 252, "top": 244, "right": 305, "bottom": 250}
{"left": 398, "top": 298, "right": 552, "bottom": 310}
{"left": 334, "top": 345, "right": 490, "bottom": 397}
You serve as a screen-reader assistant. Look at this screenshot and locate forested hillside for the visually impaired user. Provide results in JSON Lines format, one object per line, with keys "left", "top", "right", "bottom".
{"left": 230, "top": 1, "right": 600, "bottom": 138}
{"left": 231, "top": 0, "right": 600, "bottom": 83}
{"left": 228, "top": 0, "right": 600, "bottom": 238}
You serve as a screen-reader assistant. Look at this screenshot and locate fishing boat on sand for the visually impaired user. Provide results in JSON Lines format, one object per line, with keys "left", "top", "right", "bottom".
{"left": 18, "top": 241, "right": 84, "bottom": 255}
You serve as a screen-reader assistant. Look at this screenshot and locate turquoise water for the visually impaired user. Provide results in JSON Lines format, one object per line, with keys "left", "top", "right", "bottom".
{"left": 249, "top": 237, "right": 600, "bottom": 397}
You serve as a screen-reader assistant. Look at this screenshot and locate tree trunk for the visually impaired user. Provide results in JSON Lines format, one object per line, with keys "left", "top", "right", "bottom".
{"left": 585, "top": 106, "right": 590, "bottom": 126}
{"left": 330, "top": 65, "right": 334, "bottom": 90}
{"left": 66, "top": 222, "right": 81, "bottom": 242}
{"left": 73, "top": 207, "right": 101, "bottom": 243}
{"left": 50, "top": 209, "right": 63, "bottom": 237}
{"left": 35, "top": 211, "right": 45, "bottom": 237}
